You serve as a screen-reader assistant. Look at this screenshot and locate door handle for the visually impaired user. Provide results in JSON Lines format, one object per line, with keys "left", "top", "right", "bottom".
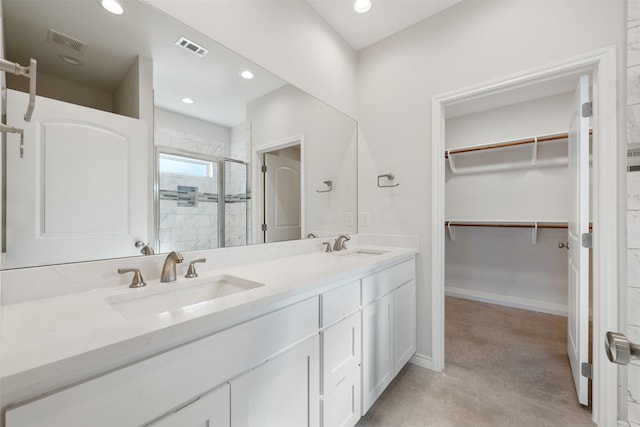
{"left": 605, "top": 331, "right": 640, "bottom": 365}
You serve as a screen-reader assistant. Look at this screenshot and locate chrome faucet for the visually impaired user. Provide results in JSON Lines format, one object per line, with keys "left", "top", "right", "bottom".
{"left": 161, "top": 251, "right": 184, "bottom": 282}
{"left": 333, "top": 235, "right": 350, "bottom": 251}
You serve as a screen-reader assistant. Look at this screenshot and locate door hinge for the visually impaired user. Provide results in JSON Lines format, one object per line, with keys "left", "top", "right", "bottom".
{"left": 261, "top": 165, "right": 267, "bottom": 173}
{"left": 581, "top": 232, "right": 592, "bottom": 248}
{"left": 261, "top": 224, "right": 267, "bottom": 232}
{"left": 581, "top": 362, "right": 593, "bottom": 379}
{"left": 582, "top": 102, "right": 593, "bottom": 118}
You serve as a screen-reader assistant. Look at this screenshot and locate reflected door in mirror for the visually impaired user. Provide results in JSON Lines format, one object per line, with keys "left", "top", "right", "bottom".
{"left": 5, "top": 90, "right": 149, "bottom": 269}
{"left": 264, "top": 151, "right": 301, "bottom": 243}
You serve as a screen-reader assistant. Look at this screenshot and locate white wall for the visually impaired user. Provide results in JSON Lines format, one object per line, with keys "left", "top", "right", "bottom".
{"left": 144, "top": 0, "right": 357, "bottom": 119}
{"left": 247, "top": 84, "right": 358, "bottom": 237}
{"left": 357, "top": 0, "right": 625, "bottom": 361}
{"left": 6, "top": 72, "right": 112, "bottom": 112}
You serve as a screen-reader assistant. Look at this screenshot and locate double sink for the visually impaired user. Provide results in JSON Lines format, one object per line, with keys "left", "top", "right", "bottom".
{"left": 106, "top": 248, "right": 388, "bottom": 320}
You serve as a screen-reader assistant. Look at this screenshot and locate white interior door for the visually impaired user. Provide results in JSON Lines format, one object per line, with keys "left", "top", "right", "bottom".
{"left": 264, "top": 152, "right": 301, "bottom": 243}
{"left": 567, "top": 74, "right": 590, "bottom": 406}
{"left": 5, "top": 90, "right": 148, "bottom": 268}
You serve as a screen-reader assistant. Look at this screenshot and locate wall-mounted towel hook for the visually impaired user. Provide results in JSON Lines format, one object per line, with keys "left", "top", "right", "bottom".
{"left": 377, "top": 173, "right": 399, "bottom": 188}
{"left": 316, "top": 180, "right": 332, "bottom": 193}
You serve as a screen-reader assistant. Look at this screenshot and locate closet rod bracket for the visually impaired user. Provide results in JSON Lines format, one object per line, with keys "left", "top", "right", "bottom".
{"left": 447, "top": 221, "right": 455, "bottom": 241}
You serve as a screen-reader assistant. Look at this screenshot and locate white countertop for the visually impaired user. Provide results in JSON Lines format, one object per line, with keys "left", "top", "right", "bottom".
{"left": 0, "top": 244, "right": 417, "bottom": 405}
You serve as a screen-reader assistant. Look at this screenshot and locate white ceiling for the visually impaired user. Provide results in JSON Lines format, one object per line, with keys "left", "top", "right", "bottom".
{"left": 3, "top": 0, "right": 464, "bottom": 127}
{"left": 3, "top": 0, "right": 286, "bottom": 127}
{"left": 306, "top": 0, "right": 464, "bottom": 51}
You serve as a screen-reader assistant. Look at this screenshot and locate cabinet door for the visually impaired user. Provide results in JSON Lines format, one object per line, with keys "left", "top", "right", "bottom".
{"left": 230, "top": 336, "right": 319, "bottom": 427}
{"left": 322, "top": 311, "right": 361, "bottom": 394}
{"left": 361, "top": 292, "right": 394, "bottom": 415}
{"left": 394, "top": 280, "right": 416, "bottom": 374}
{"left": 148, "top": 384, "right": 230, "bottom": 427}
{"left": 322, "top": 368, "right": 361, "bottom": 427}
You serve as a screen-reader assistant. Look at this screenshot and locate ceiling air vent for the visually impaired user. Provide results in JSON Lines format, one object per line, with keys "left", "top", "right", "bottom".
{"left": 175, "top": 36, "right": 208, "bottom": 58}
{"left": 47, "top": 29, "right": 87, "bottom": 53}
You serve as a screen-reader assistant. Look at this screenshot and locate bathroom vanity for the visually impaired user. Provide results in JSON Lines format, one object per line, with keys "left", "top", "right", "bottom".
{"left": 0, "top": 237, "right": 417, "bottom": 427}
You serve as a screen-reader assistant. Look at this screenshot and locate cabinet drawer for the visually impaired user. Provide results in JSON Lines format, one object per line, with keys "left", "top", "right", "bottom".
{"left": 362, "top": 259, "right": 415, "bottom": 305}
{"left": 321, "top": 280, "right": 360, "bottom": 326}
{"left": 322, "top": 368, "right": 361, "bottom": 427}
{"left": 322, "top": 311, "right": 361, "bottom": 394}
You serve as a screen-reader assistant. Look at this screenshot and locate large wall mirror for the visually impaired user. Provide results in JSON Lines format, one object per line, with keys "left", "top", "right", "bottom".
{"left": 2, "top": 0, "right": 357, "bottom": 269}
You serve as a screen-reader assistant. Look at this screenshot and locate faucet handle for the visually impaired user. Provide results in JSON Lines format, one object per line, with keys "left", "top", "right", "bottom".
{"left": 322, "top": 242, "right": 333, "bottom": 253}
{"left": 118, "top": 268, "right": 147, "bottom": 288}
{"left": 185, "top": 258, "right": 207, "bottom": 278}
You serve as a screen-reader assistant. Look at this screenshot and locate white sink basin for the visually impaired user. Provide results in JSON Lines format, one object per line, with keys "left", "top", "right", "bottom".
{"left": 106, "top": 275, "right": 264, "bottom": 319}
{"left": 337, "top": 249, "right": 389, "bottom": 258}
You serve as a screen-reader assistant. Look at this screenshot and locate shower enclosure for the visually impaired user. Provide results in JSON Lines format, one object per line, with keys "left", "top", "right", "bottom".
{"left": 155, "top": 147, "right": 249, "bottom": 253}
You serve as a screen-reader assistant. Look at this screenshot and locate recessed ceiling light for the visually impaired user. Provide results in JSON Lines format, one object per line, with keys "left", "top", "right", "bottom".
{"left": 182, "top": 98, "right": 194, "bottom": 104}
{"left": 354, "top": 0, "right": 371, "bottom": 13}
{"left": 100, "top": 0, "right": 124, "bottom": 15}
{"left": 59, "top": 55, "right": 83, "bottom": 66}
{"left": 240, "top": 70, "right": 254, "bottom": 80}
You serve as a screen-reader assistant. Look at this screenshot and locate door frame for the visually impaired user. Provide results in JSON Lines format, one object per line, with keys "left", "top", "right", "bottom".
{"left": 252, "top": 134, "right": 306, "bottom": 244}
{"left": 431, "top": 46, "right": 619, "bottom": 425}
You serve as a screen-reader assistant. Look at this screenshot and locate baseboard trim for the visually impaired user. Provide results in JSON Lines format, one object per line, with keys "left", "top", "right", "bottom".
{"left": 446, "top": 287, "right": 568, "bottom": 317}
{"left": 409, "top": 353, "right": 434, "bottom": 370}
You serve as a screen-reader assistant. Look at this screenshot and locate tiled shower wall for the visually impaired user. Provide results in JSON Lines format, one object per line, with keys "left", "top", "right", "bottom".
{"left": 628, "top": 1, "right": 640, "bottom": 425}
{"left": 155, "top": 121, "right": 249, "bottom": 252}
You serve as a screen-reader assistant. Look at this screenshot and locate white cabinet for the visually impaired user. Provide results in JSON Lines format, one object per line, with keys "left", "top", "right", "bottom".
{"left": 230, "top": 336, "right": 319, "bottom": 427}
{"left": 322, "top": 311, "right": 361, "bottom": 394}
{"left": 361, "top": 259, "right": 416, "bottom": 415}
{"left": 322, "top": 367, "right": 361, "bottom": 427}
{"left": 394, "top": 280, "right": 416, "bottom": 374}
{"left": 4, "top": 255, "right": 416, "bottom": 427}
{"left": 320, "top": 280, "right": 362, "bottom": 427}
{"left": 361, "top": 292, "right": 394, "bottom": 414}
{"left": 147, "top": 383, "right": 230, "bottom": 427}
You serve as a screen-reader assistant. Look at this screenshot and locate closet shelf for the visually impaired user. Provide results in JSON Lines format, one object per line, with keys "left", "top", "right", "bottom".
{"left": 445, "top": 220, "right": 571, "bottom": 245}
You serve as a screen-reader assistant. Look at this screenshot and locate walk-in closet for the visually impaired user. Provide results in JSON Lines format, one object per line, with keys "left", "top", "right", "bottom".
{"left": 443, "top": 74, "right": 593, "bottom": 409}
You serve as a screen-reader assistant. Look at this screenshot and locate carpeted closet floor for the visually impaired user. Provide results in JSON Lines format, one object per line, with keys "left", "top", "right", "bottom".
{"left": 356, "top": 296, "right": 593, "bottom": 427}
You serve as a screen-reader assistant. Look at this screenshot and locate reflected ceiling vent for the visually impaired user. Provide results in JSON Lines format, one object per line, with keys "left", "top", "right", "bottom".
{"left": 175, "top": 36, "right": 208, "bottom": 58}
{"left": 47, "top": 29, "right": 87, "bottom": 53}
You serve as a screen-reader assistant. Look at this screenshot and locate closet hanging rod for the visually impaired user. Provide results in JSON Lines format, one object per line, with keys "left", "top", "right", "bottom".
{"left": 445, "top": 221, "right": 567, "bottom": 229}
{"left": 444, "top": 130, "right": 592, "bottom": 159}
